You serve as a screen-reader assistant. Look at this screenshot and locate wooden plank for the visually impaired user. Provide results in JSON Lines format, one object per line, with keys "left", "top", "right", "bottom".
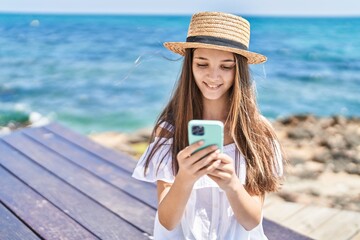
{"left": 310, "top": 210, "right": 360, "bottom": 240}
{"left": 2, "top": 132, "right": 156, "bottom": 235}
{"left": 0, "top": 201, "right": 40, "bottom": 240}
{"left": 30, "top": 126, "right": 316, "bottom": 240}
{"left": 0, "top": 139, "right": 151, "bottom": 239}
{"left": 263, "top": 218, "right": 313, "bottom": 240}
{"left": 30, "top": 126, "right": 317, "bottom": 240}
{"left": 0, "top": 163, "right": 97, "bottom": 240}
{"left": 284, "top": 204, "right": 340, "bottom": 235}
{"left": 23, "top": 125, "right": 314, "bottom": 240}
{"left": 23, "top": 127, "right": 157, "bottom": 209}
{"left": 44, "top": 122, "right": 137, "bottom": 173}
{"left": 1, "top": 124, "right": 315, "bottom": 240}
{"left": 263, "top": 200, "right": 306, "bottom": 223}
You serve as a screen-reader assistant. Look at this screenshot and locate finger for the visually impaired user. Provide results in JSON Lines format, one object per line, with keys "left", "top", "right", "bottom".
{"left": 176, "top": 150, "right": 188, "bottom": 167}
{"left": 216, "top": 153, "right": 233, "bottom": 164}
{"left": 208, "top": 169, "right": 231, "bottom": 179}
{"left": 207, "top": 174, "right": 221, "bottom": 182}
{"left": 214, "top": 163, "right": 233, "bottom": 173}
{"left": 193, "top": 149, "right": 220, "bottom": 170}
{"left": 191, "top": 144, "right": 219, "bottom": 162}
{"left": 197, "top": 159, "right": 221, "bottom": 176}
{"left": 178, "top": 141, "right": 205, "bottom": 160}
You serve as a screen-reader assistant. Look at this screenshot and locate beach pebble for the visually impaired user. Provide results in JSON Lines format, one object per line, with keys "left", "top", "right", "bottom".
{"left": 344, "top": 127, "right": 360, "bottom": 148}
{"left": 345, "top": 163, "right": 360, "bottom": 175}
{"left": 318, "top": 117, "right": 335, "bottom": 129}
{"left": 333, "top": 115, "right": 347, "bottom": 126}
{"left": 287, "top": 127, "right": 314, "bottom": 140}
{"left": 320, "top": 133, "right": 346, "bottom": 150}
{"left": 312, "top": 147, "right": 331, "bottom": 163}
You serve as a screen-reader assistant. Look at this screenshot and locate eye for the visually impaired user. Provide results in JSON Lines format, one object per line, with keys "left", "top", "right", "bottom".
{"left": 196, "top": 63, "right": 208, "bottom": 68}
{"left": 221, "top": 65, "right": 235, "bottom": 70}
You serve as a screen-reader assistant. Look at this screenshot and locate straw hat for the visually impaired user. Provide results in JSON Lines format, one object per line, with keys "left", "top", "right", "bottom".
{"left": 164, "top": 12, "right": 267, "bottom": 64}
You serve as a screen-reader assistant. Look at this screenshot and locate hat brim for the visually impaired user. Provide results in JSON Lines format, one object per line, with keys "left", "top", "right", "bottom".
{"left": 164, "top": 42, "right": 267, "bottom": 64}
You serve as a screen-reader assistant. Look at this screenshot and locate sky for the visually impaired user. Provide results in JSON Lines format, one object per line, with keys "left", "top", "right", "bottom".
{"left": 0, "top": 0, "right": 359, "bottom": 16}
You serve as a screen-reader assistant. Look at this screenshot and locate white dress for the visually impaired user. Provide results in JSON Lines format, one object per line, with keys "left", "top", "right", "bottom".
{"left": 132, "top": 134, "right": 283, "bottom": 240}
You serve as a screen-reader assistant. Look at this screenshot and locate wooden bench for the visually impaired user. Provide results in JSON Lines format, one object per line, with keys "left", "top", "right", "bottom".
{"left": 0, "top": 122, "right": 311, "bottom": 239}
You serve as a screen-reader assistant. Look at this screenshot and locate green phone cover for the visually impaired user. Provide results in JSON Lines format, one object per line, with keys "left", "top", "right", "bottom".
{"left": 188, "top": 120, "right": 224, "bottom": 153}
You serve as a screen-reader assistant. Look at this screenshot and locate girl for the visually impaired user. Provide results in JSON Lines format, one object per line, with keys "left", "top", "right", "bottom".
{"left": 132, "top": 11, "right": 284, "bottom": 240}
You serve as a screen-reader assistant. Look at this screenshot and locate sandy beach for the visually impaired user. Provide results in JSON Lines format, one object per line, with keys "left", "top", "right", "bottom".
{"left": 89, "top": 114, "right": 360, "bottom": 212}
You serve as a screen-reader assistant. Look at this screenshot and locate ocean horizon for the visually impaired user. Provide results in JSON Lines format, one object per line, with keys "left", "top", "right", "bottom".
{"left": 1, "top": 13, "right": 359, "bottom": 134}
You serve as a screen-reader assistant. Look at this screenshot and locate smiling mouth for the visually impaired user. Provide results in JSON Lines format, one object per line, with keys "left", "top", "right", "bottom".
{"left": 203, "top": 82, "right": 222, "bottom": 89}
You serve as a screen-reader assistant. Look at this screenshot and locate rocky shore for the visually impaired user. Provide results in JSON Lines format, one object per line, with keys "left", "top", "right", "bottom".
{"left": 88, "top": 115, "right": 360, "bottom": 212}
{"left": 272, "top": 115, "right": 360, "bottom": 212}
{"left": 0, "top": 112, "right": 51, "bottom": 136}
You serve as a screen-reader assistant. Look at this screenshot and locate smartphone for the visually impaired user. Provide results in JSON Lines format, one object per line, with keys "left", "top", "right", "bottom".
{"left": 188, "top": 120, "right": 224, "bottom": 154}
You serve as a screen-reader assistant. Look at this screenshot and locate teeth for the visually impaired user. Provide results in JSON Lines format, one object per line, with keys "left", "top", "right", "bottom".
{"left": 204, "top": 82, "right": 221, "bottom": 89}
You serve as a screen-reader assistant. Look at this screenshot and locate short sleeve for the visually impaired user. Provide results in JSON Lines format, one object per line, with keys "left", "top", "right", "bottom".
{"left": 132, "top": 137, "right": 175, "bottom": 183}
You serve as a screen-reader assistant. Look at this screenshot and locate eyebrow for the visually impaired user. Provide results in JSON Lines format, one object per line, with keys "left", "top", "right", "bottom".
{"left": 194, "top": 56, "right": 235, "bottom": 62}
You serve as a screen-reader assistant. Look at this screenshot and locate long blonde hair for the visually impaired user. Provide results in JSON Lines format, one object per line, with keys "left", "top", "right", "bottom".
{"left": 144, "top": 49, "right": 284, "bottom": 195}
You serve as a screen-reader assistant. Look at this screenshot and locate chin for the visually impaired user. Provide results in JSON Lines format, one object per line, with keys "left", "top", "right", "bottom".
{"left": 202, "top": 94, "right": 224, "bottom": 101}
{"left": 198, "top": 87, "right": 229, "bottom": 101}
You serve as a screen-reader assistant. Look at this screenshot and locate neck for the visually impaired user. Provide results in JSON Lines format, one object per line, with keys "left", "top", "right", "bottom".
{"left": 202, "top": 97, "right": 229, "bottom": 122}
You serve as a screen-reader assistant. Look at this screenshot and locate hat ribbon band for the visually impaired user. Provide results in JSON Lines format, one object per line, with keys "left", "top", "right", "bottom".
{"left": 186, "top": 36, "right": 248, "bottom": 51}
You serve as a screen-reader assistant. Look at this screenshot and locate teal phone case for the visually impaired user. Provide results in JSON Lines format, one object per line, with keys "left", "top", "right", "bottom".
{"left": 188, "top": 120, "right": 224, "bottom": 153}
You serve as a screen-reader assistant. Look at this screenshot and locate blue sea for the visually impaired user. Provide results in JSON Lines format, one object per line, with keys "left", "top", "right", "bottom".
{"left": 1, "top": 13, "right": 359, "bottom": 134}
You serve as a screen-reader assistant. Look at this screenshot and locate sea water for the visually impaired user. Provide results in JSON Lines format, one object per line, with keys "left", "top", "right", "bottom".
{"left": 0, "top": 14, "right": 359, "bottom": 133}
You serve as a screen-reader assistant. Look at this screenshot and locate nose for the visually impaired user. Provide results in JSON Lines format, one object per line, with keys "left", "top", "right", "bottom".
{"left": 207, "top": 67, "right": 219, "bottom": 81}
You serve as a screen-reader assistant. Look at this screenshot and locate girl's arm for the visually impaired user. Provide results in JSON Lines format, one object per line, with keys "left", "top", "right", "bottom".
{"left": 224, "top": 179, "right": 264, "bottom": 231}
{"left": 157, "top": 142, "right": 221, "bottom": 230}
{"left": 156, "top": 177, "right": 193, "bottom": 230}
{"left": 208, "top": 154, "right": 264, "bottom": 231}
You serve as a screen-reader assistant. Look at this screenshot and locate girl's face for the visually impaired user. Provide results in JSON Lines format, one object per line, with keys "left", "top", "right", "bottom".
{"left": 192, "top": 48, "right": 236, "bottom": 102}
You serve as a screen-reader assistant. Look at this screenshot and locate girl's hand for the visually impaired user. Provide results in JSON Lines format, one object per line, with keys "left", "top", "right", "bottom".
{"left": 207, "top": 153, "right": 240, "bottom": 191}
{"left": 176, "top": 141, "right": 222, "bottom": 186}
